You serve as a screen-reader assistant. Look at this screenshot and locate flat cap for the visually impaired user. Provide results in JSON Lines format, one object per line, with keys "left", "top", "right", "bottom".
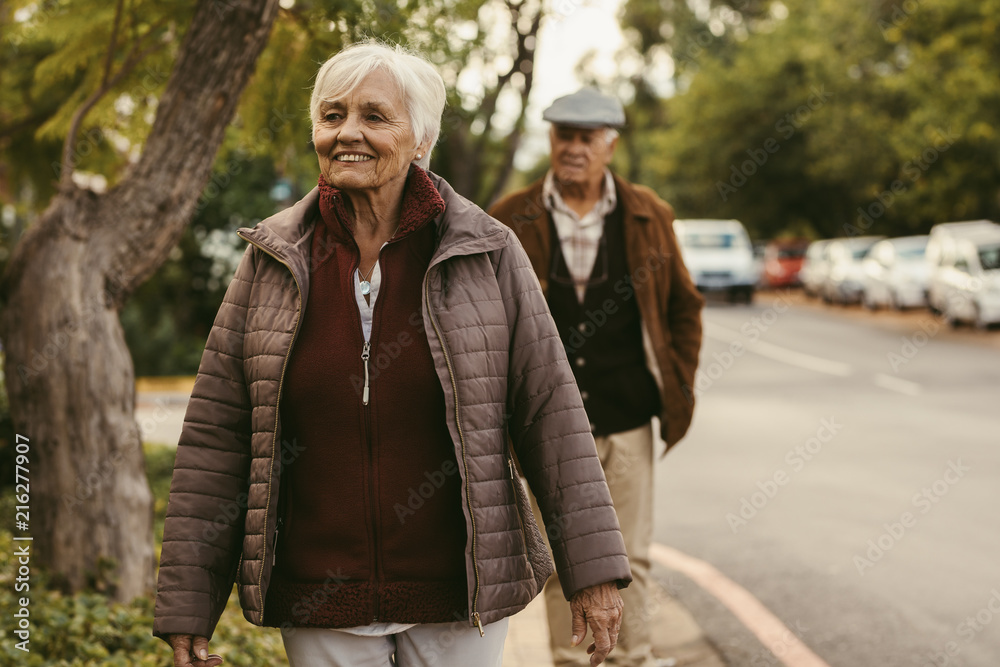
{"left": 542, "top": 88, "right": 626, "bottom": 129}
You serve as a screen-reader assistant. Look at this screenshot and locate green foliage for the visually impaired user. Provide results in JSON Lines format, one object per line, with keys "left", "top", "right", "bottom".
{"left": 0, "top": 443, "right": 287, "bottom": 665}
{"left": 619, "top": 0, "right": 1000, "bottom": 241}
{"left": 0, "top": 351, "right": 12, "bottom": 491}
{"left": 0, "top": 0, "right": 186, "bottom": 201}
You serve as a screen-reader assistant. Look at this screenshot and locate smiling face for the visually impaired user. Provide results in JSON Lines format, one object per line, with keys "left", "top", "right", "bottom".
{"left": 549, "top": 124, "right": 617, "bottom": 190}
{"left": 313, "top": 69, "right": 427, "bottom": 194}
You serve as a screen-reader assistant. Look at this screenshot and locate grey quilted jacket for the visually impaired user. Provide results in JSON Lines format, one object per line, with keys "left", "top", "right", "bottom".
{"left": 152, "top": 172, "right": 631, "bottom": 642}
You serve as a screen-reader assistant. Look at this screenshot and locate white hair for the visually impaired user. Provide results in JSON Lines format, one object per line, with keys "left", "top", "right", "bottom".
{"left": 310, "top": 40, "right": 446, "bottom": 169}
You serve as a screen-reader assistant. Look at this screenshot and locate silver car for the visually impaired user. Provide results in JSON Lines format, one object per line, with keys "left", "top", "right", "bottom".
{"left": 822, "top": 236, "right": 884, "bottom": 304}
{"left": 861, "top": 236, "right": 930, "bottom": 310}
{"left": 800, "top": 240, "right": 832, "bottom": 297}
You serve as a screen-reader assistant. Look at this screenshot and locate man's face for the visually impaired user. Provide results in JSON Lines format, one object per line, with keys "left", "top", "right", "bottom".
{"left": 549, "top": 125, "right": 617, "bottom": 189}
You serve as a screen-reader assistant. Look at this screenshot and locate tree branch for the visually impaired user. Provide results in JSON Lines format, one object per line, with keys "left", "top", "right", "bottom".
{"left": 101, "top": 0, "right": 281, "bottom": 306}
{"left": 102, "top": 0, "right": 126, "bottom": 88}
{"left": 474, "top": 0, "right": 540, "bottom": 156}
{"left": 58, "top": 15, "right": 168, "bottom": 192}
{"left": 486, "top": 7, "right": 540, "bottom": 206}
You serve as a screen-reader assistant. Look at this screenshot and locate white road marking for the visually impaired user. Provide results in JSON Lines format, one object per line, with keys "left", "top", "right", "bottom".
{"left": 705, "top": 322, "right": 854, "bottom": 377}
{"left": 873, "top": 373, "right": 922, "bottom": 396}
{"left": 650, "top": 543, "right": 833, "bottom": 667}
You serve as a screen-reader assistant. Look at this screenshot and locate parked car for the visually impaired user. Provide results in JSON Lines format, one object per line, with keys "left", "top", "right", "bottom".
{"left": 673, "top": 219, "right": 757, "bottom": 303}
{"left": 800, "top": 240, "right": 832, "bottom": 297}
{"left": 935, "top": 226, "right": 1000, "bottom": 328}
{"left": 761, "top": 238, "right": 810, "bottom": 289}
{"left": 926, "top": 219, "right": 1000, "bottom": 313}
{"left": 822, "top": 236, "right": 884, "bottom": 304}
{"left": 752, "top": 240, "right": 767, "bottom": 287}
{"left": 861, "top": 235, "right": 930, "bottom": 310}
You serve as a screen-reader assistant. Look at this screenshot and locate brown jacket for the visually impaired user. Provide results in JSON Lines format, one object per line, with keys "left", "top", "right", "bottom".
{"left": 489, "top": 174, "right": 704, "bottom": 449}
{"left": 152, "top": 171, "right": 631, "bottom": 643}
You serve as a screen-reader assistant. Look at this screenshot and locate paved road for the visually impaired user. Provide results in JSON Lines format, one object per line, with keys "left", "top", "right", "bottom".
{"left": 655, "top": 292, "right": 1000, "bottom": 666}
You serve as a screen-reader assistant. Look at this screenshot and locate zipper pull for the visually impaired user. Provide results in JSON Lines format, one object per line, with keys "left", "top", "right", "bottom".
{"left": 508, "top": 457, "right": 515, "bottom": 480}
{"left": 272, "top": 517, "right": 283, "bottom": 566}
{"left": 361, "top": 341, "right": 371, "bottom": 405}
{"left": 473, "top": 611, "right": 484, "bottom": 637}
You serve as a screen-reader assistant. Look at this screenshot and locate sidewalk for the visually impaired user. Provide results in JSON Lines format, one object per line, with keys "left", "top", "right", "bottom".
{"left": 503, "top": 579, "right": 725, "bottom": 667}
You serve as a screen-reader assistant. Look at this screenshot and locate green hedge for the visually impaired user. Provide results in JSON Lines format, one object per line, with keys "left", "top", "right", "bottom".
{"left": 0, "top": 443, "right": 287, "bottom": 666}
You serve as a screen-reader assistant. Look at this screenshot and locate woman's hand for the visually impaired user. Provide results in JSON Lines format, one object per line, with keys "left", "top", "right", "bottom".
{"left": 166, "top": 634, "right": 224, "bottom": 667}
{"left": 569, "top": 581, "right": 625, "bottom": 666}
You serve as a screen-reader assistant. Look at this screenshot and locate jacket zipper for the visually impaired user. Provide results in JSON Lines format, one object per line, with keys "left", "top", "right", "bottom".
{"left": 361, "top": 341, "right": 371, "bottom": 404}
{"left": 424, "top": 271, "right": 484, "bottom": 636}
{"left": 237, "top": 232, "right": 304, "bottom": 620}
{"left": 361, "top": 339, "right": 381, "bottom": 622}
{"left": 356, "top": 252, "right": 381, "bottom": 623}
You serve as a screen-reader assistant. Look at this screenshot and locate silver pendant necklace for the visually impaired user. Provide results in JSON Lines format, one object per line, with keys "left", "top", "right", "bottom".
{"left": 357, "top": 222, "right": 401, "bottom": 296}
{"left": 359, "top": 260, "right": 377, "bottom": 296}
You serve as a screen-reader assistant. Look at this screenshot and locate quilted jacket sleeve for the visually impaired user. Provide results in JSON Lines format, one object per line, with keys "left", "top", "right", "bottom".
{"left": 497, "top": 229, "right": 633, "bottom": 599}
{"left": 152, "top": 247, "right": 256, "bottom": 643}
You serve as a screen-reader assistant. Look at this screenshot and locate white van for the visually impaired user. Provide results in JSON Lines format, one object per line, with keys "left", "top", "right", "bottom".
{"left": 926, "top": 219, "right": 1000, "bottom": 313}
{"left": 935, "top": 226, "right": 1000, "bottom": 328}
{"left": 673, "top": 219, "right": 757, "bottom": 303}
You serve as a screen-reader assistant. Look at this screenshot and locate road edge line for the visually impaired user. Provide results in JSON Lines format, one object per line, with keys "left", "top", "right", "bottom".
{"left": 650, "top": 543, "right": 832, "bottom": 667}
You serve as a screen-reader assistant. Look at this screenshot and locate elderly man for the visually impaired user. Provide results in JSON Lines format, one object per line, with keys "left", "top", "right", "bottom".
{"left": 489, "top": 89, "right": 704, "bottom": 667}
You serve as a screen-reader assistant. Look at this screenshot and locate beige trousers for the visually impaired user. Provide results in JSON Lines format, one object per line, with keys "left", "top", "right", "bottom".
{"left": 530, "top": 422, "right": 656, "bottom": 667}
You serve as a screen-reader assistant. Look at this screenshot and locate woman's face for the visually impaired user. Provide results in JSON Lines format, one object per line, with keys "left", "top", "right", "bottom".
{"left": 314, "top": 69, "right": 424, "bottom": 194}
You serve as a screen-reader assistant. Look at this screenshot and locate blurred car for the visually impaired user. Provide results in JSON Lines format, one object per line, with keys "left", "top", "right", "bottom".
{"left": 861, "top": 235, "right": 930, "bottom": 310}
{"left": 673, "top": 219, "right": 757, "bottom": 303}
{"left": 935, "top": 226, "right": 1000, "bottom": 328}
{"left": 752, "top": 240, "right": 767, "bottom": 287}
{"left": 800, "top": 240, "right": 832, "bottom": 297}
{"left": 761, "top": 239, "right": 810, "bottom": 289}
{"left": 822, "top": 236, "right": 884, "bottom": 304}
{"left": 926, "top": 219, "right": 1000, "bottom": 313}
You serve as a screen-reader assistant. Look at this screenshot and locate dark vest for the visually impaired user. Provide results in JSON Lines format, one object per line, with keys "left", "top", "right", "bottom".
{"left": 546, "top": 200, "right": 661, "bottom": 437}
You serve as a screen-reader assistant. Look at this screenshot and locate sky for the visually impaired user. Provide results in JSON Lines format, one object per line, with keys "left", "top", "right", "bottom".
{"left": 512, "top": 0, "right": 630, "bottom": 169}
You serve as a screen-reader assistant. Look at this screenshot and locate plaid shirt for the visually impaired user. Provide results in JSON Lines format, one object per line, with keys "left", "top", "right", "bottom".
{"left": 542, "top": 169, "right": 618, "bottom": 302}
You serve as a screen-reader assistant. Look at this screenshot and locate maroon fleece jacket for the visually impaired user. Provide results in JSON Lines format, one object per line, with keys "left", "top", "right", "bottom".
{"left": 263, "top": 167, "right": 469, "bottom": 628}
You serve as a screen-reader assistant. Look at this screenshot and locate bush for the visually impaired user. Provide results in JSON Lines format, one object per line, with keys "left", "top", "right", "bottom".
{"left": 0, "top": 443, "right": 288, "bottom": 666}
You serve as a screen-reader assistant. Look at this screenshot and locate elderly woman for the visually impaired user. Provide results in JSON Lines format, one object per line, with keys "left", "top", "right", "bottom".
{"left": 153, "top": 41, "right": 630, "bottom": 667}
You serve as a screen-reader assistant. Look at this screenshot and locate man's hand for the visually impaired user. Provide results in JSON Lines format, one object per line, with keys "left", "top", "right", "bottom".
{"left": 166, "top": 634, "right": 224, "bottom": 667}
{"left": 569, "top": 581, "right": 624, "bottom": 666}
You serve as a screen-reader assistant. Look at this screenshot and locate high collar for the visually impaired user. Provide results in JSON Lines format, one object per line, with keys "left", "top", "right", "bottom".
{"left": 316, "top": 165, "right": 446, "bottom": 246}
{"left": 237, "top": 170, "right": 510, "bottom": 316}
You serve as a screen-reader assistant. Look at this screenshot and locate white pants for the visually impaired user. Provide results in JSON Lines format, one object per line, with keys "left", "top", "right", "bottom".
{"left": 280, "top": 617, "right": 509, "bottom": 667}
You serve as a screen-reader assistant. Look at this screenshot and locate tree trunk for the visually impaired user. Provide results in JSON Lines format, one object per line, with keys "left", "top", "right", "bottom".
{"left": 0, "top": 0, "right": 279, "bottom": 602}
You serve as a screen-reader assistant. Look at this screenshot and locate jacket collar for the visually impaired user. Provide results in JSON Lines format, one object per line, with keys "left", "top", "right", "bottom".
{"left": 237, "top": 169, "right": 508, "bottom": 284}
{"left": 425, "top": 172, "right": 508, "bottom": 265}
{"left": 512, "top": 172, "right": 653, "bottom": 281}
{"left": 610, "top": 172, "right": 654, "bottom": 222}
{"left": 521, "top": 171, "right": 653, "bottom": 224}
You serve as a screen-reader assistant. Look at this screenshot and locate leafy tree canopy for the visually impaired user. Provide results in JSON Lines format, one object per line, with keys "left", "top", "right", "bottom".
{"left": 617, "top": 0, "right": 1000, "bottom": 240}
